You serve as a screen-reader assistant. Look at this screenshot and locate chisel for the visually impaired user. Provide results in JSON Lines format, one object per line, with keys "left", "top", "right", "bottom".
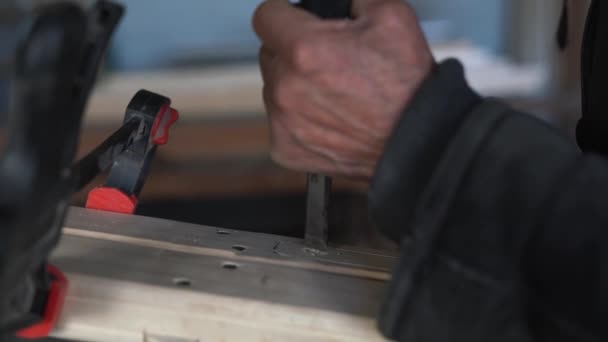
{"left": 298, "top": 0, "right": 352, "bottom": 251}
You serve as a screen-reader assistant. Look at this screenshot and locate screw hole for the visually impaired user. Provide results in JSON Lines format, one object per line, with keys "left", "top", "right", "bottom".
{"left": 222, "top": 262, "right": 239, "bottom": 270}
{"left": 232, "top": 245, "right": 247, "bottom": 252}
{"left": 217, "top": 230, "right": 230, "bottom": 235}
{"left": 173, "top": 277, "right": 192, "bottom": 287}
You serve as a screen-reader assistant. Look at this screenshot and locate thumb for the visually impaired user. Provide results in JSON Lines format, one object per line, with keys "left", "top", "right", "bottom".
{"left": 253, "top": 0, "right": 319, "bottom": 52}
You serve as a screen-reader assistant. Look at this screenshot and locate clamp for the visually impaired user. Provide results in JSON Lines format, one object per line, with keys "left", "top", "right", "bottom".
{"left": 15, "top": 265, "right": 68, "bottom": 339}
{"left": 80, "top": 90, "right": 179, "bottom": 214}
{"left": 0, "top": 1, "right": 178, "bottom": 336}
{"left": 11, "top": 90, "right": 178, "bottom": 339}
{"left": 0, "top": 0, "right": 126, "bottom": 338}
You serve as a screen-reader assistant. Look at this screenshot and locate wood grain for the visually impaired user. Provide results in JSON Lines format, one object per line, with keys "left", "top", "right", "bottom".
{"left": 51, "top": 208, "right": 393, "bottom": 341}
{"left": 62, "top": 228, "right": 391, "bottom": 281}
{"left": 64, "top": 207, "right": 396, "bottom": 276}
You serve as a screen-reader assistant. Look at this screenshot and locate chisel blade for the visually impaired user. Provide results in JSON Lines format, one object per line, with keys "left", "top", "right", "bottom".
{"left": 305, "top": 173, "right": 332, "bottom": 250}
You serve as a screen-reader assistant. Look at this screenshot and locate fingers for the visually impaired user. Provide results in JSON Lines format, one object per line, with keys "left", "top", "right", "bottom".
{"left": 268, "top": 113, "right": 336, "bottom": 174}
{"left": 269, "top": 117, "right": 376, "bottom": 178}
{"left": 259, "top": 46, "right": 275, "bottom": 84}
{"left": 266, "top": 92, "right": 381, "bottom": 169}
{"left": 253, "top": 0, "right": 419, "bottom": 179}
{"left": 253, "top": 0, "right": 319, "bottom": 53}
{"left": 255, "top": 0, "right": 357, "bottom": 73}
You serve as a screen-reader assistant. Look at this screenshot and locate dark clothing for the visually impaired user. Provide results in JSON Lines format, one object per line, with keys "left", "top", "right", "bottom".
{"left": 370, "top": 1, "right": 608, "bottom": 341}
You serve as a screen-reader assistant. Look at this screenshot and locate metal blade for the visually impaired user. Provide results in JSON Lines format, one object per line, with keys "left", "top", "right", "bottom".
{"left": 305, "top": 173, "right": 332, "bottom": 250}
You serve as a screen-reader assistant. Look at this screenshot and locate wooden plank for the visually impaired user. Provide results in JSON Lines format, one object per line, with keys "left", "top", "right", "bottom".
{"left": 75, "top": 118, "right": 271, "bottom": 163}
{"left": 64, "top": 207, "right": 396, "bottom": 276}
{"left": 51, "top": 207, "right": 394, "bottom": 341}
{"left": 69, "top": 119, "right": 368, "bottom": 201}
{"left": 52, "top": 273, "right": 385, "bottom": 342}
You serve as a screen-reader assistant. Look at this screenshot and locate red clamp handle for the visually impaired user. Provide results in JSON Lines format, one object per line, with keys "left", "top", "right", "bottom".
{"left": 86, "top": 187, "right": 138, "bottom": 215}
{"left": 17, "top": 265, "right": 68, "bottom": 339}
{"left": 151, "top": 104, "right": 179, "bottom": 145}
{"left": 85, "top": 103, "right": 178, "bottom": 215}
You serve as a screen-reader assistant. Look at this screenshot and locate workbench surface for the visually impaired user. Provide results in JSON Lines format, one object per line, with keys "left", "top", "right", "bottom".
{"left": 50, "top": 207, "right": 395, "bottom": 342}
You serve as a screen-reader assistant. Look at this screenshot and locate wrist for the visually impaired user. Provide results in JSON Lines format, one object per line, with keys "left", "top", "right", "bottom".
{"left": 369, "top": 59, "right": 481, "bottom": 241}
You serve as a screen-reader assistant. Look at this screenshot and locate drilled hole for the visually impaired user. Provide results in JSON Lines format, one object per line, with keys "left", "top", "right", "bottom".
{"left": 222, "top": 262, "right": 239, "bottom": 270}
{"left": 217, "top": 230, "right": 230, "bottom": 235}
{"left": 232, "top": 245, "right": 247, "bottom": 252}
{"left": 173, "top": 277, "right": 191, "bottom": 287}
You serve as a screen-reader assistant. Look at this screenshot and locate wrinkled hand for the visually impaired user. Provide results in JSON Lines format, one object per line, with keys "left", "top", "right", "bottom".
{"left": 253, "top": 0, "right": 434, "bottom": 180}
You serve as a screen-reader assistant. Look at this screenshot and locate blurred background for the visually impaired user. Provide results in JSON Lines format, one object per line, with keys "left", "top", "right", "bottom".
{"left": 0, "top": 0, "right": 591, "bottom": 249}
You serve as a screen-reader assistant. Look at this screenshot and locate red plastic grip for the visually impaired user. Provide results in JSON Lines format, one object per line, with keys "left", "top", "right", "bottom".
{"left": 151, "top": 104, "right": 179, "bottom": 145}
{"left": 86, "top": 187, "right": 138, "bottom": 214}
{"left": 17, "top": 265, "right": 68, "bottom": 339}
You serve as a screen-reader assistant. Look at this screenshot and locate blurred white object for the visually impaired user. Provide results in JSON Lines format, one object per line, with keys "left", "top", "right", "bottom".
{"left": 86, "top": 41, "right": 547, "bottom": 125}
{"left": 433, "top": 42, "right": 547, "bottom": 97}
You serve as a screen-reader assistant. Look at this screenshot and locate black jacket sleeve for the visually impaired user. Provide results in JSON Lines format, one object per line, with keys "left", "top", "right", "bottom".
{"left": 578, "top": 0, "right": 608, "bottom": 154}
{"left": 369, "top": 59, "right": 608, "bottom": 342}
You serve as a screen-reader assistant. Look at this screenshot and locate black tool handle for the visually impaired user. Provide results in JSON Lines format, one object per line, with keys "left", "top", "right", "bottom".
{"left": 298, "top": 0, "right": 352, "bottom": 19}
{"left": 0, "top": 0, "right": 123, "bottom": 333}
{"left": 298, "top": 0, "right": 350, "bottom": 251}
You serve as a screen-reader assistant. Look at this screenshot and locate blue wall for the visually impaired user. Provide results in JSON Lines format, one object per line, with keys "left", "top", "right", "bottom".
{"left": 110, "top": 0, "right": 262, "bottom": 70}
{"left": 0, "top": 1, "right": 509, "bottom": 115}
{"left": 109, "top": 0, "right": 508, "bottom": 71}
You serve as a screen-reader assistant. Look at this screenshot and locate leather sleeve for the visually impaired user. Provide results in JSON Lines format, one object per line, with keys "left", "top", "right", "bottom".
{"left": 578, "top": 0, "right": 608, "bottom": 155}
{"left": 370, "top": 59, "right": 608, "bottom": 341}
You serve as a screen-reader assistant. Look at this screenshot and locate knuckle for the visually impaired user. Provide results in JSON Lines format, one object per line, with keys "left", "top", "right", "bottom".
{"left": 270, "top": 145, "right": 290, "bottom": 166}
{"left": 271, "top": 78, "right": 296, "bottom": 111}
{"left": 252, "top": 1, "right": 271, "bottom": 32}
{"left": 370, "top": 1, "right": 411, "bottom": 30}
{"left": 315, "top": 71, "right": 340, "bottom": 90}
{"left": 270, "top": 144, "right": 299, "bottom": 170}
{"left": 290, "top": 124, "right": 310, "bottom": 144}
{"left": 272, "top": 92, "right": 291, "bottom": 113}
{"left": 269, "top": 123, "right": 291, "bottom": 154}
{"left": 262, "top": 84, "right": 273, "bottom": 106}
{"left": 290, "top": 36, "right": 324, "bottom": 71}
{"left": 278, "top": 114, "right": 310, "bottom": 147}
{"left": 268, "top": 116, "right": 286, "bottom": 139}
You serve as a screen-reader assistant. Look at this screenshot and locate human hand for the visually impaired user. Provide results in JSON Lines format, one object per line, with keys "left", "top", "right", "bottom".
{"left": 253, "top": 0, "right": 434, "bottom": 180}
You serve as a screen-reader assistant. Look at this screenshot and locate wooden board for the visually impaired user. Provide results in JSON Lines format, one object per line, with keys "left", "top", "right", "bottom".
{"left": 70, "top": 118, "right": 368, "bottom": 202}
{"left": 51, "top": 207, "right": 395, "bottom": 341}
